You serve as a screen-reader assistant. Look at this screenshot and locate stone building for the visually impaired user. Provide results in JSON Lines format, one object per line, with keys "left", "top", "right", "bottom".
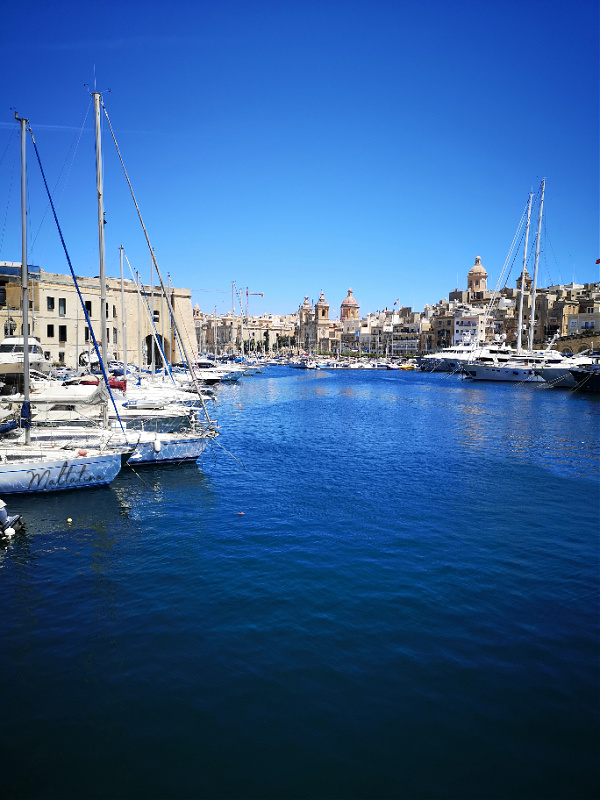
{"left": 340, "top": 288, "right": 360, "bottom": 322}
{"left": 298, "top": 291, "right": 341, "bottom": 353}
{"left": 0, "top": 262, "right": 195, "bottom": 368}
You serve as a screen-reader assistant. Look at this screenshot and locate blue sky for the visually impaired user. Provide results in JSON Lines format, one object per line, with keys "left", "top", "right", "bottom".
{"left": 1, "top": 0, "right": 598, "bottom": 317}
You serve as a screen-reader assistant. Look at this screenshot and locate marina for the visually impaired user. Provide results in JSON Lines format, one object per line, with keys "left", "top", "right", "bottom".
{"left": 0, "top": 366, "right": 598, "bottom": 799}
{"left": 1, "top": 5, "right": 597, "bottom": 795}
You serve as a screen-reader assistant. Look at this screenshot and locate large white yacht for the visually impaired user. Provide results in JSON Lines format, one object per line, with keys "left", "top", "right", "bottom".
{"left": 418, "top": 338, "right": 515, "bottom": 373}
{"left": 463, "top": 349, "right": 566, "bottom": 382}
{"left": 0, "top": 336, "right": 51, "bottom": 378}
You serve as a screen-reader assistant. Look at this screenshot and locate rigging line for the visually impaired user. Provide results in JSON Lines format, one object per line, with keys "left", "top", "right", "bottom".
{"left": 137, "top": 279, "right": 174, "bottom": 378}
{"left": 27, "top": 123, "right": 126, "bottom": 434}
{"left": 211, "top": 436, "right": 246, "bottom": 468}
{"left": 0, "top": 126, "right": 17, "bottom": 169}
{"left": 124, "top": 253, "right": 188, "bottom": 379}
{"left": 29, "top": 98, "right": 93, "bottom": 262}
{"left": 0, "top": 142, "right": 18, "bottom": 258}
{"left": 542, "top": 217, "right": 562, "bottom": 285}
{"left": 101, "top": 101, "right": 214, "bottom": 427}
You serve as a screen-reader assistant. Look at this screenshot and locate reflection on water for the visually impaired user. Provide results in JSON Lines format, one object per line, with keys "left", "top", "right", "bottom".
{"left": 0, "top": 368, "right": 597, "bottom": 800}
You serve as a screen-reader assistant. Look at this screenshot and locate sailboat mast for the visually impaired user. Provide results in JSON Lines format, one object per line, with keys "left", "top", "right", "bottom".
{"left": 17, "top": 114, "right": 30, "bottom": 444}
{"left": 527, "top": 179, "right": 545, "bottom": 351}
{"left": 150, "top": 251, "right": 155, "bottom": 375}
{"left": 93, "top": 92, "right": 108, "bottom": 369}
{"left": 239, "top": 289, "right": 245, "bottom": 358}
{"left": 136, "top": 270, "right": 142, "bottom": 368}
{"left": 119, "top": 245, "right": 127, "bottom": 375}
{"left": 168, "top": 274, "right": 174, "bottom": 364}
{"left": 516, "top": 193, "right": 533, "bottom": 355}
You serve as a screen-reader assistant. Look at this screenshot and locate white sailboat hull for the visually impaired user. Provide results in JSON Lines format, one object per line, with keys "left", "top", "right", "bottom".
{"left": 0, "top": 450, "right": 122, "bottom": 494}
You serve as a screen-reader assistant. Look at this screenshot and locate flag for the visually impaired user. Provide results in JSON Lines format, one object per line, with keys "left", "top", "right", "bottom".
{"left": 596, "top": 258, "right": 600, "bottom": 264}
{"left": 393, "top": 298, "right": 400, "bottom": 305}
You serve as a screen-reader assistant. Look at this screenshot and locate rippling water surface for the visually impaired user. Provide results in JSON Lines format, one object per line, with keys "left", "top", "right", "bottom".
{"left": 0, "top": 369, "right": 598, "bottom": 799}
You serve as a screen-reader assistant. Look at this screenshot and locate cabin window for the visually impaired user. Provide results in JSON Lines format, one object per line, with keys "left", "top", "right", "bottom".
{"left": 47, "top": 324, "right": 55, "bottom": 338}
{"left": 58, "top": 298, "right": 66, "bottom": 316}
{"left": 58, "top": 325, "right": 67, "bottom": 343}
{"left": 85, "top": 301, "right": 92, "bottom": 315}
{"left": 47, "top": 296, "right": 55, "bottom": 311}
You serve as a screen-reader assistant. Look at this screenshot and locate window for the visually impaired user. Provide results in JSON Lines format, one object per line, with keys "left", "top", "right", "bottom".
{"left": 58, "top": 298, "right": 66, "bottom": 316}
{"left": 153, "top": 310, "right": 160, "bottom": 323}
{"left": 47, "top": 324, "right": 55, "bottom": 338}
{"left": 58, "top": 352, "right": 64, "bottom": 363}
{"left": 84, "top": 326, "right": 89, "bottom": 343}
{"left": 85, "top": 301, "right": 92, "bottom": 315}
{"left": 58, "top": 325, "right": 67, "bottom": 343}
{"left": 44, "top": 351, "right": 50, "bottom": 360}
{"left": 47, "top": 296, "right": 55, "bottom": 311}
{"left": 0, "top": 284, "right": 6, "bottom": 306}
{"left": 113, "top": 305, "right": 117, "bottom": 319}
{"left": 113, "top": 328, "right": 118, "bottom": 346}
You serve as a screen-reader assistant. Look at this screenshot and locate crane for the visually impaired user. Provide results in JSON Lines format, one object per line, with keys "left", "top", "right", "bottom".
{"left": 246, "top": 287, "right": 264, "bottom": 317}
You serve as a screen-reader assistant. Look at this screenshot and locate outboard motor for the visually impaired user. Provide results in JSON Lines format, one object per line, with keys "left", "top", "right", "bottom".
{"left": 0, "top": 499, "right": 22, "bottom": 537}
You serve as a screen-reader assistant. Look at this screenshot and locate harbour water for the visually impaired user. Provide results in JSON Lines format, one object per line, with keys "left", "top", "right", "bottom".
{"left": 1, "top": 368, "right": 598, "bottom": 799}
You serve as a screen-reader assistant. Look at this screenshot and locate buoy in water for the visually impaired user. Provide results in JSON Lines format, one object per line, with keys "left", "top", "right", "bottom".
{"left": 237, "top": 511, "right": 245, "bottom": 516}
{"left": 67, "top": 518, "right": 72, "bottom": 524}
{"left": 238, "top": 404, "right": 242, "bottom": 409}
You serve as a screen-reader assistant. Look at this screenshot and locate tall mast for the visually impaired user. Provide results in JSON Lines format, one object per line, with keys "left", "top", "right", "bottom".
{"left": 160, "top": 272, "right": 165, "bottom": 379}
{"left": 168, "top": 274, "right": 174, "bottom": 364}
{"left": 528, "top": 180, "right": 545, "bottom": 351}
{"left": 516, "top": 193, "right": 532, "bottom": 355}
{"left": 239, "top": 289, "right": 245, "bottom": 358}
{"left": 150, "top": 251, "right": 155, "bottom": 375}
{"left": 213, "top": 309, "right": 217, "bottom": 359}
{"left": 16, "top": 113, "right": 30, "bottom": 444}
{"left": 93, "top": 92, "right": 108, "bottom": 369}
{"left": 119, "top": 245, "right": 127, "bottom": 376}
{"left": 136, "top": 270, "right": 142, "bottom": 368}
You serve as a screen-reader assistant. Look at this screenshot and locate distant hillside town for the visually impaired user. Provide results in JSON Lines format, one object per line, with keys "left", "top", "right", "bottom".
{"left": 0, "top": 257, "right": 598, "bottom": 368}
{"left": 195, "top": 256, "right": 600, "bottom": 358}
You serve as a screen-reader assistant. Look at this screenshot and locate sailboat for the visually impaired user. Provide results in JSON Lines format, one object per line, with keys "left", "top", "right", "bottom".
{"left": 463, "top": 181, "right": 564, "bottom": 383}
{"left": 0, "top": 113, "right": 123, "bottom": 493}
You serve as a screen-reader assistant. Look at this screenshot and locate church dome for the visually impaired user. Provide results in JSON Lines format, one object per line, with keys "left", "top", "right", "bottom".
{"left": 341, "top": 287, "right": 359, "bottom": 307}
{"left": 468, "top": 255, "right": 487, "bottom": 276}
